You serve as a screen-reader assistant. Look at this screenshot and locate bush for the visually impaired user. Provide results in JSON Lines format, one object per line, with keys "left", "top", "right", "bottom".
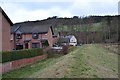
{"left": 46, "top": 49, "right": 54, "bottom": 58}
{"left": 1, "top": 48, "right": 43, "bottom": 63}
{"left": 46, "top": 49, "right": 64, "bottom": 58}
{"left": 62, "top": 45, "right": 69, "bottom": 55}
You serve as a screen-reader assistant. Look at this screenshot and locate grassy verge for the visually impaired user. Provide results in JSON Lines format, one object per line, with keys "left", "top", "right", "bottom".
{"left": 2, "top": 44, "right": 118, "bottom": 78}
{"left": 100, "top": 43, "right": 118, "bottom": 54}
{"left": 2, "top": 46, "right": 76, "bottom": 78}
{"left": 2, "top": 57, "right": 64, "bottom": 78}
{"left": 28, "top": 44, "right": 118, "bottom": 78}
{"left": 89, "top": 44, "right": 118, "bottom": 78}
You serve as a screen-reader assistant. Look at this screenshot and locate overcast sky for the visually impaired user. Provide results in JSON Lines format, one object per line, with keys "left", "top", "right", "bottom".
{"left": 0, "top": 0, "right": 119, "bottom": 23}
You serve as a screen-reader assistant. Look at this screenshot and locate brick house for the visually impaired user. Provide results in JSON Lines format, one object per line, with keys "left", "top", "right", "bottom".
{"left": 11, "top": 22, "right": 58, "bottom": 50}
{"left": 52, "top": 32, "right": 60, "bottom": 44}
{"left": 0, "top": 7, "right": 13, "bottom": 51}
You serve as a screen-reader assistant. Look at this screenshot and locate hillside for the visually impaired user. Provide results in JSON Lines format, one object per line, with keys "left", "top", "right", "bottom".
{"left": 54, "top": 22, "right": 102, "bottom": 32}
{"left": 3, "top": 44, "right": 118, "bottom": 78}
{"left": 13, "top": 15, "right": 119, "bottom": 43}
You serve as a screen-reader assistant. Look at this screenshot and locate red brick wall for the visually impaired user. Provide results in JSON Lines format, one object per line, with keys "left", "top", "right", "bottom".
{"left": 0, "top": 54, "right": 47, "bottom": 73}
{"left": 52, "top": 34, "right": 59, "bottom": 45}
{"left": 0, "top": 11, "right": 11, "bottom": 51}
{"left": 0, "top": 12, "right": 2, "bottom": 51}
{"left": 12, "top": 54, "right": 47, "bottom": 69}
{"left": 10, "top": 34, "right": 15, "bottom": 50}
{"left": 0, "top": 62, "right": 12, "bottom": 73}
{"left": 46, "top": 27, "right": 53, "bottom": 47}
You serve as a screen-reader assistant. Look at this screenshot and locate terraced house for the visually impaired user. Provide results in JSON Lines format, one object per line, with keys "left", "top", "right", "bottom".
{"left": 11, "top": 22, "right": 59, "bottom": 50}
{"left": 0, "top": 7, "right": 13, "bottom": 51}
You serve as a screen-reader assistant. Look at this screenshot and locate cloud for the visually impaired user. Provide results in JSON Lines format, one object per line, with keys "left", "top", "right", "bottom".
{"left": 0, "top": 2, "right": 73, "bottom": 23}
{"left": 13, "top": 7, "right": 73, "bottom": 22}
{"left": 1, "top": 0, "right": 72, "bottom": 2}
{"left": 0, "top": 0, "right": 119, "bottom": 23}
{"left": 48, "top": 7, "right": 73, "bottom": 17}
{"left": 69, "top": 0, "right": 118, "bottom": 16}
{"left": 1, "top": 0, "right": 119, "bottom": 2}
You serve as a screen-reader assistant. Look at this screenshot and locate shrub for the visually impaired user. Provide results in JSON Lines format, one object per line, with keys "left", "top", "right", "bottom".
{"left": 43, "top": 40, "right": 49, "bottom": 47}
{"left": 1, "top": 48, "right": 43, "bottom": 63}
{"left": 62, "top": 45, "right": 69, "bottom": 55}
{"left": 46, "top": 49, "right": 64, "bottom": 58}
{"left": 46, "top": 49, "right": 54, "bottom": 58}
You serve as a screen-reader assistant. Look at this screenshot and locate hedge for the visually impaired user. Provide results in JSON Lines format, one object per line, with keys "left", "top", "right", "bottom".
{"left": 1, "top": 48, "right": 43, "bottom": 63}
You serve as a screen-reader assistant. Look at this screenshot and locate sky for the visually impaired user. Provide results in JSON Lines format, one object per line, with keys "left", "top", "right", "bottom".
{"left": 0, "top": 0, "right": 119, "bottom": 23}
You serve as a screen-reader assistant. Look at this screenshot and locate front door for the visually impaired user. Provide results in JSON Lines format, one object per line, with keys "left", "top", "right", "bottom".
{"left": 25, "top": 43, "right": 28, "bottom": 49}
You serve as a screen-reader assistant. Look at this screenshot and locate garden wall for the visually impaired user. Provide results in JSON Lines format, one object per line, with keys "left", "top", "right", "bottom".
{"left": 0, "top": 54, "right": 47, "bottom": 73}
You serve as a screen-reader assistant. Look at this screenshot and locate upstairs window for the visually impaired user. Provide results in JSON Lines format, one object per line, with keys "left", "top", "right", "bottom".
{"left": 32, "top": 33, "right": 38, "bottom": 39}
{"left": 16, "top": 34, "right": 22, "bottom": 39}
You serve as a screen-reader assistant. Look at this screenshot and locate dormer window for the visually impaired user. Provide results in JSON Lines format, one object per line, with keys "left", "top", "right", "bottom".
{"left": 32, "top": 33, "right": 38, "bottom": 39}
{"left": 16, "top": 34, "right": 22, "bottom": 39}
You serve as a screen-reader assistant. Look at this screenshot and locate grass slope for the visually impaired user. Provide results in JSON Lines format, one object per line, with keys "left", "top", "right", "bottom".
{"left": 2, "top": 44, "right": 118, "bottom": 78}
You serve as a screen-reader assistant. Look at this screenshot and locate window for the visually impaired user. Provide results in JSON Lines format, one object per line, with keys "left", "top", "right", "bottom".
{"left": 10, "top": 35, "right": 13, "bottom": 40}
{"left": 32, "top": 43, "right": 40, "bottom": 48}
{"left": 42, "top": 40, "right": 49, "bottom": 46}
{"left": 32, "top": 33, "right": 38, "bottom": 39}
{"left": 16, "top": 34, "right": 22, "bottom": 39}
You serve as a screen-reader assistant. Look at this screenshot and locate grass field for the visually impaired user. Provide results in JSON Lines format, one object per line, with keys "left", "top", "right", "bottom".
{"left": 2, "top": 44, "right": 118, "bottom": 78}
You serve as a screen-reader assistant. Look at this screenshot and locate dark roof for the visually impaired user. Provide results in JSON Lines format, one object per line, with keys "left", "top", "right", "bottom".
{"left": 58, "top": 37, "right": 70, "bottom": 43}
{"left": 0, "top": 7, "right": 13, "bottom": 26}
{"left": 58, "top": 35, "right": 75, "bottom": 43}
{"left": 53, "top": 32, "right": 59, "bottom": 37}
{"left": 64, "top": 35, "right": 74, "bottom": 39}
{"left": 11, "top": 23, "right": 54, "bottom": 34}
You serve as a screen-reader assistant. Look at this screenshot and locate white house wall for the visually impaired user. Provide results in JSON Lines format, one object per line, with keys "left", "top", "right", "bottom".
{"left": 69, "top": 36, "right": 77, "bottom": 46}
{"left": 70, "top": 36, "right": 77, "bottom": 43}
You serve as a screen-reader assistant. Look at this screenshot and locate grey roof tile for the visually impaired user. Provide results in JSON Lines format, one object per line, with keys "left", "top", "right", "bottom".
{"left": 11, "top": 23, "right": 53, "bottom": 34}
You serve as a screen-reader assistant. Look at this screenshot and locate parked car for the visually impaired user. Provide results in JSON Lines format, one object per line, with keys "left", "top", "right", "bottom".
{"left": 52, "top": 44, "right": 62, "bottom": 49}
{"left": 52, "top": 47, "right": 63, "bottom": 50}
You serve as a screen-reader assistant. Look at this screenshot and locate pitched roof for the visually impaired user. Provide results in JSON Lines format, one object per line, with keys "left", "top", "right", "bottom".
{"left": 53, "top": 32, "right": 60, "bottom": 37}
{"left": 58, "top": 37, "right": 70, "bottom": 43}
{"left": 64, "top": 35, "right": 74, "bottom": 39}
{"left": 0, "top": 7, "right": 13, "bottom": 26}
{"left": 11, "top": 23, "right": 54, "bottom": 34}
{"left": 58, "top": 35, "right": 76, "bottom": 43}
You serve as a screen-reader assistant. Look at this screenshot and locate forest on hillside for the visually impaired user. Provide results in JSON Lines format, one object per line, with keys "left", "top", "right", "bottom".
{"left": 50, "top": 15, "right": 119, "bottom": 43}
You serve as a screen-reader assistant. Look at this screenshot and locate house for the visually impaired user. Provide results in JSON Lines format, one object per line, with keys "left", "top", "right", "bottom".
{"left": 0, "top": 7, "right": 13, "bottom": 51}
{"left": 58, "top": 35, "right": 77, "bottom": 46}
{"left": 60, "top": 31, "right": 103, "bottom": 44}
{"left": 52, "top": 32, "right": 60, "bottom": 45}
{"left": 11, "top": 23, "right": 56, "bottom": 50}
